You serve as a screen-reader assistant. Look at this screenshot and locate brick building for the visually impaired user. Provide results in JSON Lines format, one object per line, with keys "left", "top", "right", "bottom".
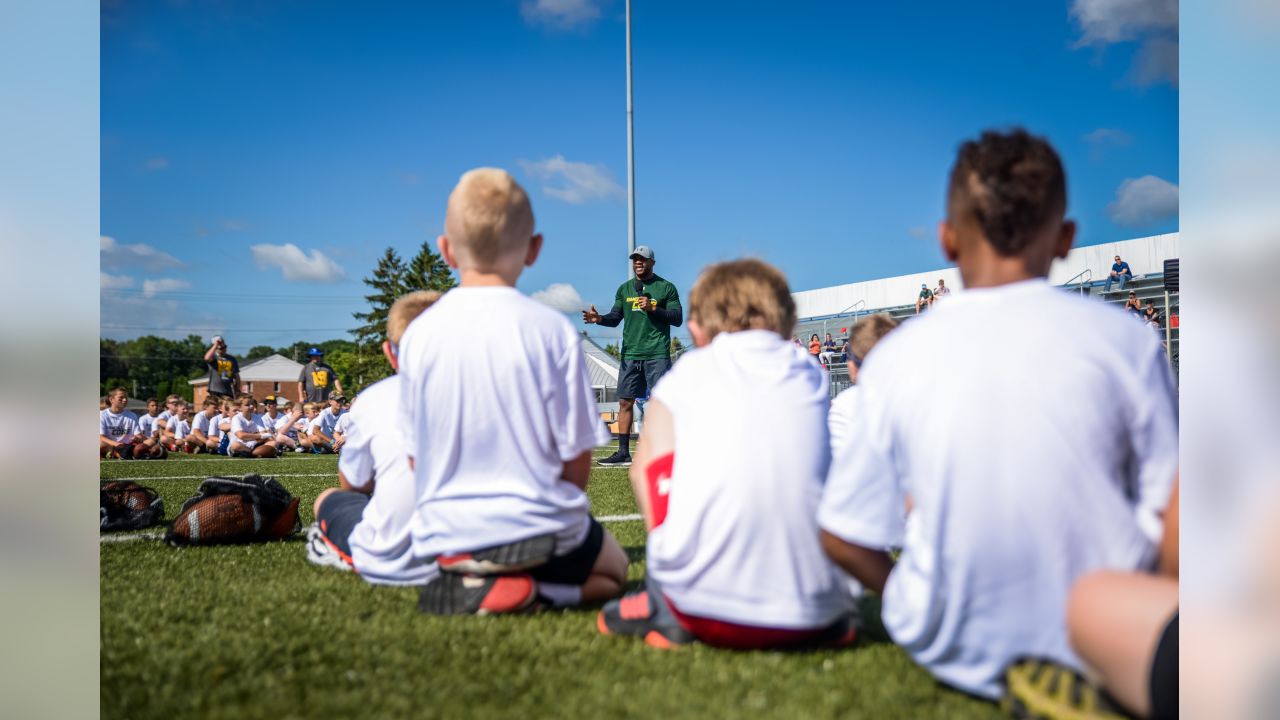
{"left": 190, "top": 353, "right": 306, "bottom": 405}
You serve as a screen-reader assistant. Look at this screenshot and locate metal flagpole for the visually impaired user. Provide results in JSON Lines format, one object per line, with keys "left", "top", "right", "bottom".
{"left": 625, "top": 0, "right": 636, "bottom": 280}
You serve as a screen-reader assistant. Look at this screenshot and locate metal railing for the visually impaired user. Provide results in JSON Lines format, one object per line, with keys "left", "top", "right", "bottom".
{"left": 1062, "top": 268, "right": 1092, "bottom": 296}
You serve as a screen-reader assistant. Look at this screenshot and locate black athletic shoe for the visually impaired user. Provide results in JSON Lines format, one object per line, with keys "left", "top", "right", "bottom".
{"left": 597, "top": 590, "right": 694, "bottom": 648}
{"left": 597, "top": 450, "right": 632, "bottom": 467}
{"left": 437, "top": 534, "right": 556, "bottom": 576}
{"left": 418, "top": 572, "right": 538, "bottom": 616}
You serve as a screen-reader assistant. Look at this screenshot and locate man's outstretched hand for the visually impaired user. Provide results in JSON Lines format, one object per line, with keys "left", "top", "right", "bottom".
{"left": 582, "top": 304, "right": 601, "bottom": 324}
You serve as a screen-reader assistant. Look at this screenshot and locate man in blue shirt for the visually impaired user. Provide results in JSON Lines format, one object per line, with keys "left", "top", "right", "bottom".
{"left": 1104, "top": 254, "right": 1133, "bottom": 293}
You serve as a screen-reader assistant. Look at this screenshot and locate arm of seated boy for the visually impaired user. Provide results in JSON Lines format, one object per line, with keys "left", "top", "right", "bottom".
{"left": 336, "top": 415, "right": 375, "bottom": 495}
{"left": 561, "top": 450, "right": 592, "bottom": 491}
{"left": 628, "top": 398, "right": 674, "bottom": 532}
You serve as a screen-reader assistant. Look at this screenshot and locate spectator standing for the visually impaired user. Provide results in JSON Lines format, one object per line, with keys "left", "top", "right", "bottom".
{"left": 1104, "top": 254, "right": 1133, "bottom": 293}
{"left": 204, "top": 336, "right": 241, "bottom": 399}
{"left": 299, "top": 347, "right": 343, "bottom": 404}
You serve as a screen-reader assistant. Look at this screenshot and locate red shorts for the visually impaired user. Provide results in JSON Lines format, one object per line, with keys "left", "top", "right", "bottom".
{"left": 665, "top": 598, "right": 845, "bottom": 650}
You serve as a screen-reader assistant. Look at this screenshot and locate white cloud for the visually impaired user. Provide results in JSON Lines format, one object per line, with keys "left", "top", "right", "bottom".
{"left": 100, "top": 272, "right": 134, "bottom": 290}
{"left": 100, "top": 235, "right": 185, "bottom": 272}
{"left": 99, "top": 293, "right": 226, "bottom": 342}
{"left": 521, "top": 0, "right": 603, "bottom": 30}
{"left": 142, "top": 278, "right": 191, "bottom": 297}
{"left": 250, "top": 243, "right": 347, "bottom": 282}
{"left": 1107, "top": 175, "right": 1179, "bottom": 227}
{"left": 531, "top": 283, "right": 586, "bottom": 312}
{"left": 1070, "top": 0, "right": 1178, "bottom": 87}
{"left": 1071, "top": 0, "right": 1177, "bottom": 44}
{"left": 907, "top": 226, "right": 930, "bottom": 240}
{"left": 1084, "top": 127, "right": 1132, "bottom": 147}
{"left": 145, "top": 156, "right": 169, "bottom": 170}
{"left": 519, "top": 155, "right": 624, "bottom": 205}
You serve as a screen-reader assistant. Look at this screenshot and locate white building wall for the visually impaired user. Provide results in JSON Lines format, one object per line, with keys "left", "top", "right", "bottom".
{"left": 794, "top": 233, "right": 1179, "bottom": 318}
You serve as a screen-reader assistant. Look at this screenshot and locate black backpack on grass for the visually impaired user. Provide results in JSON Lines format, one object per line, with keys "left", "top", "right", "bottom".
{"left": 100, "top": 481, "right": 165, "bottom": 532}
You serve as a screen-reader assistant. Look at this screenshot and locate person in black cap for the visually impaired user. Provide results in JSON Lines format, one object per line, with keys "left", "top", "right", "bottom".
{"left": 583, "top": 245, "right": 682, "bottom": 466}
{"left": 298, "top": 347, "right": 343, "bottom": 404}
{"left": 203, "top": 335, "right": 241, "bottom": 400}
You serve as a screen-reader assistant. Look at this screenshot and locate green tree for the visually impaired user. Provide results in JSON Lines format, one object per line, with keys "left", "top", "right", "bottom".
{"left": 404, "top": 240, "right": 457, "bottom": 294}
{"left": 246, "top": 345, "right": 276, "bottom": 361}
{"left": 604, "top": 343, "right": 621, "bottom": 360}
{"left": 669, "top": 337, "right": 685, "bottom": 357}
{"left": 327, "top": 346, "right": 391, "bottom": 396}
{"left": 352, "top": 247, "right": 408, "bottom": 345}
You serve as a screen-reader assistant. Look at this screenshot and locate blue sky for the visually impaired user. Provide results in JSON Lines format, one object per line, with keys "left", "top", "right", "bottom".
{"left": 101, "top": 0, "right": 1178, "bottom": 352}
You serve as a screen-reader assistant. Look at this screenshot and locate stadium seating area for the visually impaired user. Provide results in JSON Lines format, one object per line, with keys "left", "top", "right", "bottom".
{"left": 798, "top": 271, "right": 1180, "bottom": 398}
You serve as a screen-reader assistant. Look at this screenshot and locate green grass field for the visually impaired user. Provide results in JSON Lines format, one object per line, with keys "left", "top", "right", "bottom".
{"left": 100, "top": 452, "right": 1002, "bottom": 719}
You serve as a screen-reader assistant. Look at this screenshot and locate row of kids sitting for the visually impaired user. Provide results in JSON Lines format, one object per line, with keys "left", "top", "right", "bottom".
{"left": 303, "top": 131, "right": 1177, "bottom": 718}
{"left": 99, "top": 391, "right": 350, "bottom": 458}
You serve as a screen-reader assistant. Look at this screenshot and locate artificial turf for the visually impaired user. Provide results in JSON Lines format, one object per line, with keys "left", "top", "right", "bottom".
{"left": 100, "top": 452, "right": 1002, "bottom": 719}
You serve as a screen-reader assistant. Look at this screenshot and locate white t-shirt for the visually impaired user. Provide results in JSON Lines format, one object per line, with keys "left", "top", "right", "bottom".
{"left": 313, "top": 407, "right": 342, "bottom": 438}
{"left": 827, "top": 385, "right": 860, "bottom": 452}
{"left": 155, "top": 410, "right": 173, "bottom": 433}
{"left": 397, "top": 285, "right": 611, "bottom": 558}
{"left": 190, "top": 409, "right": 221, "bottom": 439}
{"left": 648, "top": 330, "right": 853, "bottom": 629}
{"left": 169, "top": 417, "right": 191, "bottom": 441}
{"left": 335, "top": 411, "right": 353, "bottom": 436}
{"left": 818, "top": 279, "right": 1178, "bottom": 699}
{"left": 138, "top": 413, "right": 159, "bottom": 438}
{"left": 99, "top": 409, "right": 140, "bottom": 443}
{"left": 230, "top": 412, "right": 268, "bottom": 448}
{"left": 338, "top": 376, "right": 438, "bottom": 586}
{"left": 274, "top": 413, "right": 299, "bottom": 438}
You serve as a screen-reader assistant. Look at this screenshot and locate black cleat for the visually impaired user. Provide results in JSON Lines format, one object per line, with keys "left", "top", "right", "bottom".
{"left": 597, "top": 450, "right": 632, "bottom": 467}
{"left": 436, "top": 534, "right": 556, "bottom": 576}
{"left": 418, "top": 573, "right": 538, "bottom": 616}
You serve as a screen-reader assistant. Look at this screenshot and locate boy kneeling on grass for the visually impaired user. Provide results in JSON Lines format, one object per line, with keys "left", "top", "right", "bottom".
{"left": 817, "top": 128, "right": 1177, "bottom": 700}
{"left": 401, "top": 168, "right": 628, "bottom": 615}
{"left": 308, "top": 290, "right": 444, "bottom": 585}
{"left": 597, "top": 259, "right": 856, "bottom": 648}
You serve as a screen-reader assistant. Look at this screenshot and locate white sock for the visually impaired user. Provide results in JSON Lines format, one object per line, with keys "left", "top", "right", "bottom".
{"left": 537, "top": 582, "right": 582, "bottom": 607}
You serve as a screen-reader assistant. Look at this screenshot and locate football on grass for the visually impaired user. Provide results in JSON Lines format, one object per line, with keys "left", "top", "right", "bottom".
{"left": 168, "top": 494, "right": 261, "bottom": 544}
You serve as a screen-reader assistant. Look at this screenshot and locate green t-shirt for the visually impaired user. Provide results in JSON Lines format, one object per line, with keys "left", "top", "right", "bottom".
{"left": 612, "top": 273, "right": 682, "bottom": 360}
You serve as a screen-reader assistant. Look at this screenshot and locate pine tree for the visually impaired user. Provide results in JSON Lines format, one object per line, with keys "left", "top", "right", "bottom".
{"left": 352, "top": 247, "right": 408, "bottom": 345}
{"left": 404, "top": 240, "right": 457, "bottom": 293}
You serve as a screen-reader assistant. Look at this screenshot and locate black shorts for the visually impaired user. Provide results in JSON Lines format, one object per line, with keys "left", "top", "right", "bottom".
{"left": 315, "top": 490, "right": 370, "bottom": 563}
{"left": 617, "top": 357, "right": 672, "bottom": 400}
{"left": 1149, "top": 612, "right": 1178, "bottom": 719}
{"left": 528, "top": 517, "right": 605, "bottom": 586}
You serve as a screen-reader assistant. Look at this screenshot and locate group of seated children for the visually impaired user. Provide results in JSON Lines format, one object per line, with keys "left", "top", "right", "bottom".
{"left": 305, "top": 131, "right": 1176, "bottom": 717}
{"left": 100, "top": 390, "right": 349, "bottom": 459}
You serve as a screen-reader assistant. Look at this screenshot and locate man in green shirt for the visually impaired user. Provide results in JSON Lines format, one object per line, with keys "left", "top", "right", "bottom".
{"left": 583, "top": 245, "right": 682, "bottom": 466}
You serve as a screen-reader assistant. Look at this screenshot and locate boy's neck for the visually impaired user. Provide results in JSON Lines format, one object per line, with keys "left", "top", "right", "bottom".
{"left": 957, "top": 244, "right": 1051, "bottom": 290}
{"left": 459, "top": 267, "right": 520, "bottom": 288}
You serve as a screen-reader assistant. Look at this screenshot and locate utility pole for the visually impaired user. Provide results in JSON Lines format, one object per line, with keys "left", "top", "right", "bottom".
{"left": 625, "top": 0, "right": 636, "bottom": 281}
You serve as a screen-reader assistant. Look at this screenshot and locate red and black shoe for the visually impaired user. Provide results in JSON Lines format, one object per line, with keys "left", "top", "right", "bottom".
{"left": 418, "top": 572, "right": 538, "bottom": 616}
{"left": 436, "top": 534, "right": 555, "bottom": 576}
{"left": 597, "top": 590, "right": 694, "bottom": 648}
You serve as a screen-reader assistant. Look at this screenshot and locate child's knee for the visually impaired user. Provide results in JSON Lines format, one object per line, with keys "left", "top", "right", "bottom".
{"left": 314, "top": 487, "right": 339, "bottom": 517}
{"left": 594, "top": 529, "right": 629, "bottom": 583}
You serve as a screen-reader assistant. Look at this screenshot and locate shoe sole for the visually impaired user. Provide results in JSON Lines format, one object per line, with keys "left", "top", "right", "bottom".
{"left": 438, "top": 534, "right": 556, "bottom": 576}
{"left": 596, "top": 460, "right": 632, "bottom": 467}
{"left": 419, "top": 574, "right": 536, "bottom": 616}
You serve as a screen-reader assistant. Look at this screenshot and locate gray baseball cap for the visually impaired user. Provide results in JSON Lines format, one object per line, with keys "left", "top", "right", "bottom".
{"left": 629, "top": 245, "right": 655, "bottom": 261}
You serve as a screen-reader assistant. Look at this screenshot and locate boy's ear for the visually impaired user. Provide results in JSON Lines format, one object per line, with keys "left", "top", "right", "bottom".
{"left": 1055, "top": 219, "right": 1076, "bottom": 260}
{"left": 382, "top": 340, "right": 398, "bottom": 371}
{"left": 689, "top": 319, "right": 711, "bottom": 348}
{"left": 437, "top": 234, "right": 460, "bottom": 269}
{"left": 939, "top": 221, "right": 959, "bottom": 263}
{"left": 524, "top": 233, "right": 543, "bottom": 267}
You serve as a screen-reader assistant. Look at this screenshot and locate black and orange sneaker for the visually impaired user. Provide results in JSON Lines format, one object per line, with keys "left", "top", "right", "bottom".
{"left": 436, "top": 534, "right": 555, "bottom": 576}
{"left": 597, "top": 590, "right": 694, "bottom": 648}
{"left": 418, "top": 572, "right": 538, "bottom": 616}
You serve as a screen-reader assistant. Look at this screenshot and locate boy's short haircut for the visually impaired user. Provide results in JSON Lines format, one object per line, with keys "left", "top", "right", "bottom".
{"left": 146, "top": 397, "right": 158, "bottom": 404}
{"left": 849, "top": 313, "right": 900, "bottom": 361}
{"left": 444, "top": 168, "right": 535, "bottom": 267}
{"left": 175, "top": 400, "right": 189, "bottom": 409}
{"left": 303, "top": 402, "right": 317, "bottom": 413}
{"left": 109, "top": 387, "right": 127, "bottom": 399}
{"left": 202, "top": 397, "right": 220, "bottom": 409}
{"left": 387, "top": 290, "right": 444, "bottom": 345}
{"left": 689, "top": 259, "right": 796, "bottom": 341}
{"left": 237, "top": 394, "right": 255, "bottom": 404}
{"left": 166, "top": 394, "right": 182, "bottom": 403}
{"left": 947, "top": 128, "right": 1067, "bottom": 257}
